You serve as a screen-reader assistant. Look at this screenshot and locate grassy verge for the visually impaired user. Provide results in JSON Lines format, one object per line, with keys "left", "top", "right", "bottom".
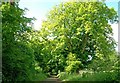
{"left": 31, "top": 72, "right": 47, "bottom": 81}
{"left": 58, "top": 71, "right": 119, "bottom": 82}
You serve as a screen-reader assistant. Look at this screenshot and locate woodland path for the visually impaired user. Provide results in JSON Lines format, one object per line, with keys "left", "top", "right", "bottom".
{"left": 42, "top": 75, "right": 62, "bottom": 83}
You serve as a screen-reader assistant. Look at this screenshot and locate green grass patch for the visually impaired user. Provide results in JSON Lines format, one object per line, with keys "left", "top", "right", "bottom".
{"left": 58, "top": 71, "right": 119, "bottom": 81}
{"left": 31, "top": 72, "right": 47, "bottom": 81}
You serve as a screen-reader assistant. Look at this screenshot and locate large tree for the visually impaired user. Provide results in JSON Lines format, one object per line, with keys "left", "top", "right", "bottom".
{"left": 41, "top": 1, "right": 117, "bottom": 73}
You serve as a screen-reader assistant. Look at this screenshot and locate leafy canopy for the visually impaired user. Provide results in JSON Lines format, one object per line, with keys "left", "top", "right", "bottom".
{"left": 41, "top": 1, "right": 117, "bottom": 73}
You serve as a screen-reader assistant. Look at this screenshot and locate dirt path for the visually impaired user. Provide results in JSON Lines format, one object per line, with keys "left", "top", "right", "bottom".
{"left": 42, "top": 75, "right": 62, "bottom": 83}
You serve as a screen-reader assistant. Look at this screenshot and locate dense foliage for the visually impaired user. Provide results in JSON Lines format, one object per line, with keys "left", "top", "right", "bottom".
{"left": 58, "top": 53, "right": 120, "bottom": 82}
{"left": 2, "top": 0, "right": 119, "bottom": 82}
{"left": 40, "top": 1, "right": 118, "bottom": 74}
{"left": 2, "top": 2, "right": 46, "bottom": 81}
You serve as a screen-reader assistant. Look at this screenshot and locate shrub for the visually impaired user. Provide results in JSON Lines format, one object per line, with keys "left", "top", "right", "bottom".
{"left": 65, "top": 53, "right": 82, "bottom": 73}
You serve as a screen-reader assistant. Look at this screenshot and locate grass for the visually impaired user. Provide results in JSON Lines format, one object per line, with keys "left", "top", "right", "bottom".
{"left": 31, "top": 72, "right": 47, "bottom": 81}
{"left": 58, "top": 71, "right": 119, "bottom": 82}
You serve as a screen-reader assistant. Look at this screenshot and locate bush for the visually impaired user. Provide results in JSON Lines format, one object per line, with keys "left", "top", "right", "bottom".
{"left": 65, "top": 61, "right": 81, "bottom": 73}
{"left": 65, "top": 53, "right": 82, "bottom": 73}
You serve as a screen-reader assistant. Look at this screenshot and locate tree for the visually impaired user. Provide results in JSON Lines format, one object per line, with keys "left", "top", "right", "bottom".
{"left": 1, "top": 2, "right": 39, "bottom": 81}
{"left": 41, "top": 1, "right": 118, "bottom": 73}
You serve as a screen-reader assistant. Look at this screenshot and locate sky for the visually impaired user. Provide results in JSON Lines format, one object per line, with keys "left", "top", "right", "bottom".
{"left": 19, "top": 0, "right": 119, "bottom": 51}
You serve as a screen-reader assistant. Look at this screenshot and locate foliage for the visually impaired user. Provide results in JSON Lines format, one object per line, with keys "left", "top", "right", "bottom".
{"left": 2, "top": 0, "right": 119, "bottom": 82}
{"left": 88, "top": 51, "right": 120, "bottom": 72}
{"left": 41, "top": 1, "right": 118, "bottom": 74}
{"left": 65, "top": 52, "right": 82, "bottom": 73}
{"left": 58, "top": 52, "right": 120, "bottom": 81}
{"left": 2, "top": 2, "right": 46, "bottom": 81}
